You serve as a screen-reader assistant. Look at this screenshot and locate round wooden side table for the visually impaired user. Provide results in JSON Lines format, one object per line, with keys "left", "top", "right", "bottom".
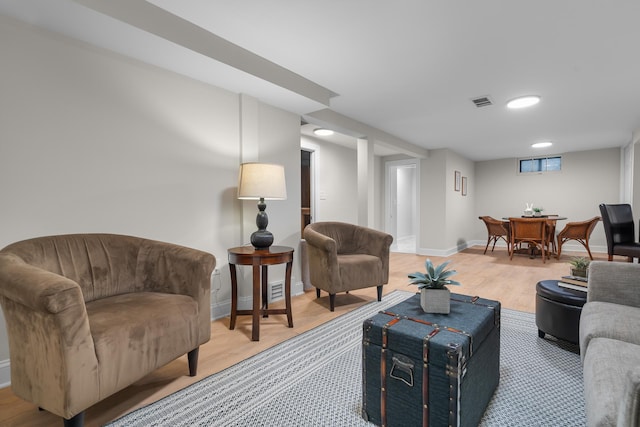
{"left": 228, "top": 245, "right": 294, "bottom": 341}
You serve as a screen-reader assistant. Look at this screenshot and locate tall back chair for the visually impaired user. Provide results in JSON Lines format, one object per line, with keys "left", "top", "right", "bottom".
{"left": 599, "top": 203, "right": 640, "bottom": 261}
{"left": 303, "top": 222, "right": 393, "bottom": 311}
{"left": 508, "top": 217, "right": 548, "bottom": 263}
{"left": 478, "top": 216, "right": 510, "bottom": 254}
{"left": 556, "top": 216, "right": 601, "bottom": 260}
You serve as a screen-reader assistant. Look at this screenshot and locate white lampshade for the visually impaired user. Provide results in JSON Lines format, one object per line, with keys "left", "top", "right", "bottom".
{"left": 237, "top": 163, "right": 287, "bottom": 200}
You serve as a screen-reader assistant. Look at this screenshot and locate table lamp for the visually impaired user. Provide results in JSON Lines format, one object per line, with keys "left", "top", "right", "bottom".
{"left": 237, "top": 162, "right": 287, "bottom": 249}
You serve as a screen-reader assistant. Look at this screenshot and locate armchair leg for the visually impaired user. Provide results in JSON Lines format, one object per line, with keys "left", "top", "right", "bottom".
{"left": 188, "top": 347, "right": 199, "bottom": 377}
{"left": 329, "top": 294, "right": 336, "bottom": 312}
{"left": 376, "top": 285, "right": 383, "bottom": 301}
{"left": 316, "top": 288, "right": 320, "bottom": 298}
{"left": 63, "top": 411, "right": 84, "bottom": 427}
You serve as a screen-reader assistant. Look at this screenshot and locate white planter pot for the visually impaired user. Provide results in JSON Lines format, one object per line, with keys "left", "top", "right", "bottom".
{"left": 420, "top": 287, "right": 451, "bottom": 314}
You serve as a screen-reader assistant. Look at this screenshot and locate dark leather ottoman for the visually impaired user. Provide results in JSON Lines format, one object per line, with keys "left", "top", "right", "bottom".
{"left": 535, "top": 280, "right": 587, "bottom": 344}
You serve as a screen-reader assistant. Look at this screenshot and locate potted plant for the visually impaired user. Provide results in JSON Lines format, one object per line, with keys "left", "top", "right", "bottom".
{"left": 408, "top": 259, "right": 461, "bottom": 314}
{"left": 533, "top": 207, "right": 544, "bottom": 217}
{"left": 569, "top": 256, "right": 590, "bottom": 278}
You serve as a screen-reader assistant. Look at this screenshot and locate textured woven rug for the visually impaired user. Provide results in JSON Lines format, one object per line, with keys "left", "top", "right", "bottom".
{"left": 106, "top": 290, "right": 586, "bottom": 426}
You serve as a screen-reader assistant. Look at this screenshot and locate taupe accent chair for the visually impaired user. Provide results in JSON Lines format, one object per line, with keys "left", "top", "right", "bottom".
{"left": 0, "top": 234, "right": 215, "bottom": 427}
{"left": 508, "top": 217, "right": 549, "bottom": 263}
{"left": 303, "top": 222, "right": 393, "bottom": 312}
{"left": 556, "top": 216, "right": 601, "bottom": 260}
{"left": 478, "top": 216, "right": 510, "bottom": 254}
{"left": 599, "top": 203, "right": 640, "bottom": 262}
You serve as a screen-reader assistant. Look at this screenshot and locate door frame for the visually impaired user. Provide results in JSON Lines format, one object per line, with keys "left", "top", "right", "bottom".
{"left": 385, "top": 158, "right": 420, "bottom": 253}
{"left": 301, "top": 140, "right": 320, "bottom": 226}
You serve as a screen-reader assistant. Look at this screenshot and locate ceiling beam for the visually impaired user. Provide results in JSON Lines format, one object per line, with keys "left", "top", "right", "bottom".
{"left": 73, "top": 0, "right": 337, "bottom": 106}
{"left": 304, "top": 109, "right": 429, "bottom": 159}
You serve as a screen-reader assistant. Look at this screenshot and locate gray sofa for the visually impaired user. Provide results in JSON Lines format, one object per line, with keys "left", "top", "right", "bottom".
{"left": 579, "top": 261, "right": 640, "bottom": 427}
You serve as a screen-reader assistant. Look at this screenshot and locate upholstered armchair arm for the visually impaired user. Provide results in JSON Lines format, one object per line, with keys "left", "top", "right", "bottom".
{"left": 137, "top": 239, "right": 216, "bottom": 298}
{"left": 352, "top": 227, "right": 393, "bottom": 282}
{"left": 303, "top": 227, "right": 341, "bottom": 289}
{"left": 136, "top": 239, "right": 216, "bottom": 344}
{"left": 0, "top": 254, "right": 99, "bottom": 418}
{"left": 587, "top": 261, "right": 640, "bottom": 307}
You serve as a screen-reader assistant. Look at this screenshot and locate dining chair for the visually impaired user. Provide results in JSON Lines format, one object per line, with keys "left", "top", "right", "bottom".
{"left": 544, "top": 215, "right": 560, "bottom": 255}
{"left": 599, "top": 203, "right": 640, "bottom": 261}
{"left": 478, "top": 216, "right": 510, "bottom": 254}
{"left": 508, "top": 217, "right": 549, "bottom": 263}
{"left": 556, "top": 216, "right": 601, "bottom": 260}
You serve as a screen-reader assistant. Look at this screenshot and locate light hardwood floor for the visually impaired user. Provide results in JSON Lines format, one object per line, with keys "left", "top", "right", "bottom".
{"left": 0, "top": 246, "right": 608, "bottom": 426}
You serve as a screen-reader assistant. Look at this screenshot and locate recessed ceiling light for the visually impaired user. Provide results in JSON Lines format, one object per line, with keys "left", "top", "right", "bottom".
{"left": 507, "top": 95, "right": 541, "bottom": 109}
{"left": 313, "top": 128, "right": 334, "bottom": 136}
{"left": 531, "top": 141, "right": 552, "bottom": 148}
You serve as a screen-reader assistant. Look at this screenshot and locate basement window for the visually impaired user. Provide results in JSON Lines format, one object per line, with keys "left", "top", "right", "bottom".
{"left": 518, "top": 156, "right": 562, "bottom": 174}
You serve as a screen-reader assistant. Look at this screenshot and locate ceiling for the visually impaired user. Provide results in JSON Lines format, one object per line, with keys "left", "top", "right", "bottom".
{"left": 3, "top": 0, "right": 640, "bottom": 161}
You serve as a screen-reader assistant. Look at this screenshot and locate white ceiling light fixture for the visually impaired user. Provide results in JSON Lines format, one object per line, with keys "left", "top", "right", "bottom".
{"left": 531, "top": 141, "right": 553, "bottom": 148}
{"left": 507, "top": 95, "right": 541, "bottom": 109}
{"left": 313, "top": 128, "right": 334, "bottom": 136}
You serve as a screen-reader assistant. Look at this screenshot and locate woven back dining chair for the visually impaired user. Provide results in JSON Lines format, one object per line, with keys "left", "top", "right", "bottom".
{"left": 478, "top": 216, "right": 510, "bottom": 254}
{"left": 508, "top": 217, "right": 549, "bottom": 263}
{"left": 556, "top": 216, "right": 601, "bottom": 260}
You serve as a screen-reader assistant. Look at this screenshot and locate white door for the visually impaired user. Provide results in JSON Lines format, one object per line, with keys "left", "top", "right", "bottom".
{"left": 385, "top": 159, "right": 419, "bottom": 253}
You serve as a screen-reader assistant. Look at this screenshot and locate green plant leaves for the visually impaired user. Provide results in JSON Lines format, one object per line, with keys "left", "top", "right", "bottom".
{"left": 408, "top": 258, "right": 461, "bottom": 289}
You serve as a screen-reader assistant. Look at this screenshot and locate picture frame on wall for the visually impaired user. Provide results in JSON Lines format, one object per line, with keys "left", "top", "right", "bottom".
{"left": 462, "top": 176, "right": 468, "bottom": 196}
{"left": 454, "top": 170, "right": 461, "bottom": 191}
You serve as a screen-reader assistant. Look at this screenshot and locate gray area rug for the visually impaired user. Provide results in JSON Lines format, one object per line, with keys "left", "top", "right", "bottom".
{"left": 106, "top": 290, "right": 586, "bottom": 426}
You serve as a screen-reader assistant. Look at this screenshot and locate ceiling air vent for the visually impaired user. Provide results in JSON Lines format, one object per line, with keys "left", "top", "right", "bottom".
{"left": 471, "top": 96, "right": 493, "bottom": 108}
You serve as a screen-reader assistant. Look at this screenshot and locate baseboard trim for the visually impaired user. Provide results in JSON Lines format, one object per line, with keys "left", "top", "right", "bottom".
{"left": 0, "top": 358, "right": 10, "bottom": 388}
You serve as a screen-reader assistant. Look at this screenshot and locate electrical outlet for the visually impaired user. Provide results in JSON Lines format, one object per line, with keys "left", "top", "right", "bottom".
{"left": 213, "top": 268, "right": 220, "bottom": 276}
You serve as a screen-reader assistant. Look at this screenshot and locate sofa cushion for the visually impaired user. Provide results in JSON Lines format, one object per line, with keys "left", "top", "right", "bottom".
{"left": 583, "top": 337, "right": 640, "bottom": 427}
{"left": 579, "top": 301, "right": 640, "bottom": 359}
{"left": 86, "top": 291, "right": 200, "bottom": 397}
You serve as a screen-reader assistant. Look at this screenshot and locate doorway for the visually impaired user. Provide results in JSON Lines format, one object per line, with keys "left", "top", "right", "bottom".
{"left": 385, "top": 159, "right": 419, "bottom": 253}
{"left": 301, "top": 149, "right": 312, "bottom": 234}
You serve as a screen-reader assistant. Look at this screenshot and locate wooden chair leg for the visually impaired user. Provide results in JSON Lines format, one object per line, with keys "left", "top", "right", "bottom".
{"left": 316, "top": 288, "right": 320, "bottom": 298}
{"left": 188, "top": 347, "right": 199, "bottom": 377}
{"left": 63, "top": 411, "right": 84, "bottom": 427}
{"left": 329, "top": 294, "right": 336, "bottom": 311}
{"left": 376, "top": 285, "right": 383, "bottom": 301}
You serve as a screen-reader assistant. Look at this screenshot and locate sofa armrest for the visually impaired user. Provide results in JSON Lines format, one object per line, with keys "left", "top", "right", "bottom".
{"left": 587, "top": 261, "right": 640, "bottom": 307}
{"left": 618, "top": 368, "right": 640, "bottom": 427}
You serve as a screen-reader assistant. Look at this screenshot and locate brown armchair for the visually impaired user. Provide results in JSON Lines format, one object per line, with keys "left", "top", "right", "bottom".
{"left": 0, "top": 234, "right": 215, "bottom": 427}
{"left": 556, "top": 216, "right": 601, "bottom": 260}
{"left": 303, "top": 222, "right": 393, "bottom": 311}
{"left": 478, "top": 216, "right": 510, "bottom": 254}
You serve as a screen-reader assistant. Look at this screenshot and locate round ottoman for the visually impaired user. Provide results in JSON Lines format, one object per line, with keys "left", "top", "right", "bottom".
{"left": 535, "top": 280, "right": 587, "bottom": 344}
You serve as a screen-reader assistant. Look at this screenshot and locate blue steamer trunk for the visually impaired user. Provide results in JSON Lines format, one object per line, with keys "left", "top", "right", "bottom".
{"left": 362, "top": 293, "right": 501, "bottom": 427}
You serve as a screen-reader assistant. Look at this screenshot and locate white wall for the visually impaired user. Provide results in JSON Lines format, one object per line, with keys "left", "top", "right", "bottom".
{"left": 474, "top": 147, "right": 621, "bottom": 250}
{"left": 0, "top": 17, "right": 301, "bottom": 371}
{"left": 300, "top": 136, "right": 358, "bottom": 223}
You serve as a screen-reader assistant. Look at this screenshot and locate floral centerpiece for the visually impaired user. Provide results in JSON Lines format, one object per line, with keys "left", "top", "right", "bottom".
{"left": 408, "top": 259, "right": 461, "bottom": 314}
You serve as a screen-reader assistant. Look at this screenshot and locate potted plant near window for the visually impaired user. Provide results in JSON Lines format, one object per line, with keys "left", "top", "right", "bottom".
{"left": 569, "top": 256, "right": 590, "bottom": 278}
{"left": 408, "top": 259, "right": 461, "bottom": 314}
